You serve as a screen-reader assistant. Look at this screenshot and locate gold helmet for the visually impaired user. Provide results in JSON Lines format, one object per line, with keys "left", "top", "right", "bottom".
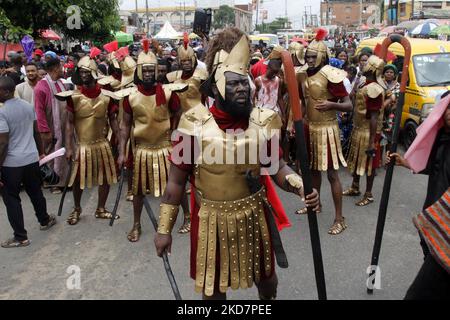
{"left": 363, "top": 55, "right": 386, "bottom": 88}
{"left": 115, "top": 47, "right": 136, "bottom": 88}
{"left": 72, "top": 47, "right": 101, "bottom": 85}
{"left": 136, "top": 38, "right": 158, "bottom": 81}
{"left": 213, "top": 35, "right": 250, "bottom": 99}
{"left": 212, "top": 49, "right": 229, "bottom": 70}
{"left": 267, "top": 45, "right": 284, "bottom": 61}
{"left": 306, "top": 28, "right": 330, "bottom": 68}
{"left": 177, "top": 32, "right": 197, "bottom": 66}
{"left": 103, "top": 40, "right": 120, "bottom": 69}
{"left": 288, "top": 41, "right": 305, "bottom": 65}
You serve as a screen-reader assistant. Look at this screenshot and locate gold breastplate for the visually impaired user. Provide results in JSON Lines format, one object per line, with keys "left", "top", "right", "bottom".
{"left": 354, "top": 85, "right": 385, "bottom": 132}
{"left": 304, "top": 72, "right": 336, "bottom": 122}
{"left": 195, "top": 121, "right": 261, "bottom": 201}
{"left": 72, "top": 92, "right": 110, "bottom": 144}
{"left": 176, "top": 76, "right": 202, "bottom": 113}
{"left": 128, "top": 90, "right": 171, "bottom": 147}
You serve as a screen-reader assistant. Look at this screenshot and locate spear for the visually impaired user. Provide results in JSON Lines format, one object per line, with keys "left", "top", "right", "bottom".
{"left": 366, "top": 34, "right": 411, "bottom": 294}
{"left": 281, "top": 50, "right": 327, "bottom": 300}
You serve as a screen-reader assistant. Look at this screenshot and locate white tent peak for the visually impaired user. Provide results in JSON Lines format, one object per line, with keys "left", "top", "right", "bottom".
{"left": 154, "top": 21, "right": 182, "bottom": 39}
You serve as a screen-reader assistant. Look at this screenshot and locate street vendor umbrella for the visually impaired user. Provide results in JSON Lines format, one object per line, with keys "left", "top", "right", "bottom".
{"left": 113, "top": 31, "right": 133, "bottom": 45}
{"left": 379, "top": 26, "right": 396, "bottom": 35}
{"left": 410, "top": 22, "right": 438, "bottom": 36}
{"left": 430, "top": 25, "right": 450, "bottom": 36}
{"left": 20, "top": 35, "right": 34, "bottom": 62}
{"left": 188, "top": 32, "right": 200, "bottom": 39}
{"left": 40, "top": 29, "right": 61, "bottom": 41}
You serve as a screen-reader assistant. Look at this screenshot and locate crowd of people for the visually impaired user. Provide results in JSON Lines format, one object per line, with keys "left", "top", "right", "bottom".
{"left": 0, "top": 27, "right": 448, "bottom": 300}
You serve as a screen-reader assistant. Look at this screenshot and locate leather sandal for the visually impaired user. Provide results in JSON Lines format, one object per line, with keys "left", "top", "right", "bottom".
{"left": 95, "top": 208, "right": 119, "bottom": 220}
{"left": 343, "top": 186, "right": 361, "bottom": 196}
{"left": 296, "top": 204, "right": 322, "bottom": 215}
{"left": 126, "top": 191, "right": 133, "bottom": 202}
{"left": 67, "top": 207, "right": 82, "bottom": 225}
{"left": 178, "top": 220, "right": 191, "bottom": 234}
{"left": 1, "top": 238, "right": 30, "bottom": 248}
{"left": 356, "top": 193, "right": 374, "bottom": 206}
{"left": 127, "top": 223, "right": 142, "bottom": 242}
{"left": 328, "top": 218, "right": 347, "bottom": 235}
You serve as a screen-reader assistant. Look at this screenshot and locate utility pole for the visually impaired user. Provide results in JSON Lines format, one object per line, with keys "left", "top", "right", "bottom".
{"left": 145, "top": 0, "right": 149, "bottom": 35}
{"left": 359, "top": 0, "right": 362, "bottom": 27}
{"left": 183, "top": 1, "right": 186, "bottom": 31}
{"left": 256, "top": 0, "right": 259, "bottom": 31}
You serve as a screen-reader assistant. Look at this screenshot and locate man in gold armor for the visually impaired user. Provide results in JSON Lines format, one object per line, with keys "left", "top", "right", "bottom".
{"left": 116, "top": 39, "right": 189, "bottom": 242}
{"left": 98, "top": 40, "right": 122, "bottom": 92}
{"left": 166, "top": 33, "right": 209, "bottom": 233}
{"left": 154, "top": 28, "right": 319, "bottom": 299}
{"left": 297, "top": 29, "right": 352, "bottom": 235}
{"left": 343, "top": 55, "right": 386, "bottom": 206}
{"left": 166, "top": 33, "right": 208, "bottom": 114}
{"left": 56, "top": 49, "right": 120, "bottom": 225}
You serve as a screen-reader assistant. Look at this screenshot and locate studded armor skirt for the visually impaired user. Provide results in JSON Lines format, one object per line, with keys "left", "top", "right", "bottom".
{"left": 132, "top": 144, "right": 172, "bottom": 197}
{"left": 193, "top": 187, "right": 274, "bottom": 296}
{"left": 69, "top": 139, "right": 117, "bottom": 189}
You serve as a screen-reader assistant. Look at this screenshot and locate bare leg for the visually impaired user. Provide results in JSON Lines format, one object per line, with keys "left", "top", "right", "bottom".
{"left": 128, "top": 193, "right": 143, "bottom": 242}
{"left": 67, "top": 179, "right": 83, "bottom": 225}
{"left": 327, "top": 169, "right": 347, "bottom": 235}
{"left": 327, "top": 169, "right": 343, "bottom": 221}
{"left": 97, "top": 183, "right": 110, "bottom": 209}
{"left": 365, "top": 169, "right": 376, "bottom": 194}
{"left": 72, "top": 180, "right": 83, "bottom": 209}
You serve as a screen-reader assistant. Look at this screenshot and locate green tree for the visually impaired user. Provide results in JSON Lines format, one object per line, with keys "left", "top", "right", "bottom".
{"left": 0, "top": 0, "right": 121, "bottom": 42}
{"left": 213, "top": 5, "right": 235, "bottom": 30}
{"left": 256, "top": 17, "right": 289, "bottom": 34}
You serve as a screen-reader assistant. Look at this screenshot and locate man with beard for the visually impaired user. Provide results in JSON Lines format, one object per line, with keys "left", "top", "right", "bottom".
{"left": 116, "top": 39, "right": 189, "bottom": 242}
{"left": 154, "top": 28, "right": 320, "bottom": 299}
{"left": 55, "top": 48, "right": 120, "bottom": 225}
{"left": 296, "top": 29, "right": 352, "bottom": 235}
{"left": 166, "top": 33, "right": 209, "bottom": 234}
{"left": 15, "top": 62, "right": 39, "bottom": 105}
{"left": 344, "top": 55, "right": 386, "bottom": 206}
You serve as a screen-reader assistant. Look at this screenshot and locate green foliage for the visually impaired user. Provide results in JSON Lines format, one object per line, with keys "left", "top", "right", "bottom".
{"left": 213, "top": 5, "right": 235, "bottom": 29}
{"left": 0, "top": 0, "right": 121, "bottom": 42}
{"left": 256, "top": 18, "right": 289, "bottom": 34}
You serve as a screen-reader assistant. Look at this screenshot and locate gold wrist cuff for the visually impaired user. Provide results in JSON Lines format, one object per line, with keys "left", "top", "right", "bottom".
{"left": 285, "top": 173, "right": 303, "bottom": 193}
{"left": 157, "top": 203, "right": 179, "bottom": 235}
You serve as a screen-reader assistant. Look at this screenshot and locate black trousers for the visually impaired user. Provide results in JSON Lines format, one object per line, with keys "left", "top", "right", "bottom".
{"left": 1, "top": 162, "right": 49, "bottom": 241}
{"left": 404, "top": 254, "right": 450, "bottom": 300}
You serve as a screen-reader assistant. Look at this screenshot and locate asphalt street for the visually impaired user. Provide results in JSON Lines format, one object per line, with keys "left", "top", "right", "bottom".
{"left": 0, "top": 164, "right": 426, "bottom": 300}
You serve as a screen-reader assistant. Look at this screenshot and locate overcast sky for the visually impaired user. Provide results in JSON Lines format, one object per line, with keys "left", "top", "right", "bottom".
{"left": 119, "top": 0, "right": 321, "bottom": 29}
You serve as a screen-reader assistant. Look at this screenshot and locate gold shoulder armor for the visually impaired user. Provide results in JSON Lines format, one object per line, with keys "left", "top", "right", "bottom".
{"left": 97, "top": 76, "right": 114, "bottom": 86}
{"left": 194, "top": 68, "right": 209, "bottom": 81}
{"left": 166, "top": 71, "right": 181, "bottom": 83}
{"left": 177, "top": 104, "right": 212, "bottom": 136}
{"left": 55, "top": 90, "right": 75, "bottom": 101}
{"left": 366, "top": 83, "right": 385, "bottom": 99}
{"left": 100, "top": 89, "right": 120, "bottom": 100}
{"left": 163, "top": 83, "right": 189, "bottom": 93}
{"left": 114, "top": 86, "right": 137, "bottom": 99}
{"left": 250, "top": 107, "right": 282, "bottom": 139}
{"left": 320, "top": 65, "right": 347, "bottom": 84}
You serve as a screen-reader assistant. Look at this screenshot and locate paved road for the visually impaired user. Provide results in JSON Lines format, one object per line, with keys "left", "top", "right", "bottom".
{"left": 0, "top": 165, "right": 426, "bottom": 300}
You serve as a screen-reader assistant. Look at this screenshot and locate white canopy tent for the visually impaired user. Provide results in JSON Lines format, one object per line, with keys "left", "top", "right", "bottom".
{"left": 154, "top": 21, "right": 182, "bottom": 39}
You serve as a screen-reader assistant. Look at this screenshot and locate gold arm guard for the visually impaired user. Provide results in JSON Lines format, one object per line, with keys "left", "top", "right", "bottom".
{"left": 285, "top": 173, "right": 304, "bottom": 194}
{"left": 157, "top": 203, "right": 180, "bottom": 235}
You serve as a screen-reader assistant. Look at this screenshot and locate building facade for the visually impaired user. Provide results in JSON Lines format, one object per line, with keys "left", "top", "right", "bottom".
{"left": 320, "top": 0, "right": 380, "bottom": 28}
{"left": 121, "top": 4, "right": 253, "bottom": 36}
{"left": 383, "top": 0, "right": 450, "bottom": 23}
